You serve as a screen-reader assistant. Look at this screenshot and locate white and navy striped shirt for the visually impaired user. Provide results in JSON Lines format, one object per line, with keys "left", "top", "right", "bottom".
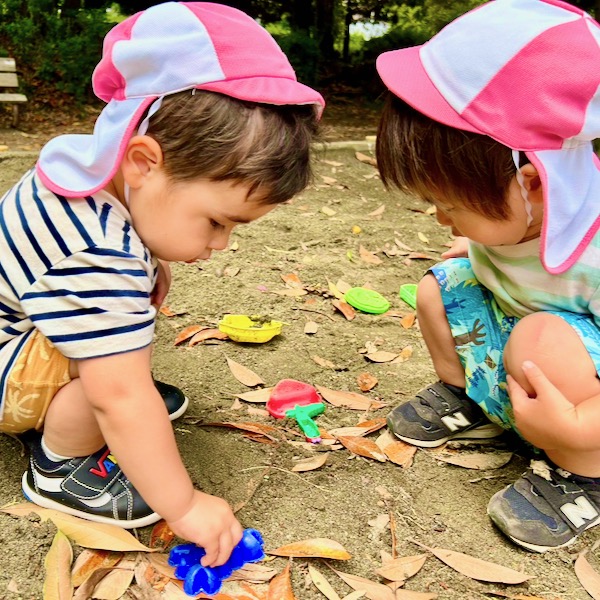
{"left": 0, "top": 169, "right": 158, "bottom": 409}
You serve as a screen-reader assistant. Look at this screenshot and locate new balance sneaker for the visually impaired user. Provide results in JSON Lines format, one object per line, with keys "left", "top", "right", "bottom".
{"left": 22, "top": 433, "right": 161, "bottom": 528}
{"left": 155, "top": 379, "right": 189, "bottom": 420}
{"left": 387, "top": 381, "right": 503, "bottom": 447}
{"left": 488, "top": 460, "right": 600, "bottom": 552}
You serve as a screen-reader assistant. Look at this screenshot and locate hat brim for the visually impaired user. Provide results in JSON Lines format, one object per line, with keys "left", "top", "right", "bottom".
{"left": 197, "top": 77, "right": 325, "bottom": 118}
{"left": 37, "top": 96, "right": 155, "bottom": 198}
{"left": 376, "top": 47, "right": 480, "bottom": 134}
{"left": 528, "top": 145, "right": 600, "bottom": 274}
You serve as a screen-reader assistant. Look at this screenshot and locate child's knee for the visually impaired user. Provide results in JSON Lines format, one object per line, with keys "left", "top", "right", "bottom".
{"left": 505, "top": 313, "right": 599, "bottom": 404}
{"left": 416, "top": 272, "right": 442, "bottom": 318}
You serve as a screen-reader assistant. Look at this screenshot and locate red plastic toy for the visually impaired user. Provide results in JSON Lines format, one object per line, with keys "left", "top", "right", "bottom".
{"left": 266, "top": 379, "right": 321, "bottom": 418}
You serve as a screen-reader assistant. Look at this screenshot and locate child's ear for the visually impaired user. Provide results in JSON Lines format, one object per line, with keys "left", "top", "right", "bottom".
{"left": 520, "top": 163, "right": 543, "bottom": 203}
{"left": 121, "top": 135, "right": 164, "bottom": 189}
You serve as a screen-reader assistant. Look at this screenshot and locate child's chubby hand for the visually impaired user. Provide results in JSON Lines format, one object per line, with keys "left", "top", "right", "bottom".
{"left": 167, "top": 490, "right": 244, "bottom": 567}
{"left": 441, "top": 236, "right": 469, "bottom": 259}
{"left": 508, "top": 360, "right": 579, "bottom": 450}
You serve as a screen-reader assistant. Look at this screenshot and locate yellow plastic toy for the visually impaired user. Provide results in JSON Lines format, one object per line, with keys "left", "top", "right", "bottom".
{"left": 218, "top": 315, "right": 284, "bottom": 343}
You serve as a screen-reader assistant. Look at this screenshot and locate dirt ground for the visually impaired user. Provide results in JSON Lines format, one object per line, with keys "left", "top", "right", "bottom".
{"left": 0, "top": 101, "right": 598, "bottom": 600}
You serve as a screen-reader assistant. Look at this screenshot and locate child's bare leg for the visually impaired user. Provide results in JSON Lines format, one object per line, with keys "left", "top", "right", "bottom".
{"left": 504, "top": 312, "right": 600, "bottom": 476}
{"left": 42, "top": 368, "right": 105, "bottom": 458}
{"left": 417, "top": 273, "right": 465, "bottom": 387}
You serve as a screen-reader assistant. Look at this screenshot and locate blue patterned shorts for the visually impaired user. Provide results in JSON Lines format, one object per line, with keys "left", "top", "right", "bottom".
{"left": 430, "top": 258, "right": 600, "bottom": 434}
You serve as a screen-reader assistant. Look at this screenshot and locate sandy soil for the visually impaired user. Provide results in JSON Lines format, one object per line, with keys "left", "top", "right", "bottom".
{"left": 0, "top": 122, "right": 598, "bottom": 599}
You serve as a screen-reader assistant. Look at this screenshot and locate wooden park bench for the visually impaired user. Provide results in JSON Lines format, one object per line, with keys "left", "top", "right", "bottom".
{"left": 0, "top": 58, "right": 27, "bottom": 127}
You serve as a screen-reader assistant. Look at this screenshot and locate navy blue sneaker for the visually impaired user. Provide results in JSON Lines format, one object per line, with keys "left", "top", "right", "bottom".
{"left": 22, "top": 433, "right": 160, "bottom": 528}
{"left": 488, "top": 460, "right": 600, "bottom": 552}
{"left": 387, "top": 381, "right": 503, "bottom": 447}
{"left": 155, "top": 379, "right": 189, "bottom": 420}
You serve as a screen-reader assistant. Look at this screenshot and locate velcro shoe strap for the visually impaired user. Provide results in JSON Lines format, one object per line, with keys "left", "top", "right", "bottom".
{"left": 61, "top": 448, "right": 123, "bottom": 500}
{"left": 524, "top": 470, "right": 600, "bottom": 534}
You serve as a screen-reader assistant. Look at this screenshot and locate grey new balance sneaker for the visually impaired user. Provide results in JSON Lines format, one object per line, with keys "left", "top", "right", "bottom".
{"left": 488, "top": 460, "right": 600, "bottom": 552}
{"left": 22, "top": 433, "right": 160, "bottom": 528}
{"left": 387, "top": 381, "right": 503, "bottom": 447}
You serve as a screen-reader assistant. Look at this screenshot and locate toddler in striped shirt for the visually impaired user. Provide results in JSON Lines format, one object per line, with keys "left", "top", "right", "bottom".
{"left": 0, "top": 2, "right": 323, "bottom": 567}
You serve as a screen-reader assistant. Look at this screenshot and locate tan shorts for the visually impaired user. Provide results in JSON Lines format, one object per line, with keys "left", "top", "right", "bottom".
{"left": 0, "top": 330, "right": 71, "bottom": 434}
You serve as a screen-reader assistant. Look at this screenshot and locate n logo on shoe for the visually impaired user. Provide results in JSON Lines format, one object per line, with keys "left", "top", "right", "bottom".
{"left": 441, "top": 412, "right": 471, "bottom": 432}
{"left": 89, "top": 448, "right": 118, "bottom": 478}
{"left": 560, "top": 496, "right": 599, "bottom": 528}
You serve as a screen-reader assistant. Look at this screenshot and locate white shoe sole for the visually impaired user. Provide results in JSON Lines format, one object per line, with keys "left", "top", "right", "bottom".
{"left": 22, "top": 472, "right": 162, "bottom": 529}
{"left": 393, "top": 422, "right": 504, "bottom": 448}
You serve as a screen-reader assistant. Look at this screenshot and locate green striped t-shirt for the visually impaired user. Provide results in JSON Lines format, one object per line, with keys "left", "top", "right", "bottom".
{"left": 469, "top": 231, "right": 600, "bottom": 323}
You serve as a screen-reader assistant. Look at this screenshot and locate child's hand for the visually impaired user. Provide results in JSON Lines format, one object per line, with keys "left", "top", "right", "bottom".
{"left": 441, "top": 236, "right": 469, "bottom": 259}
{"left": 151, "top": 260, "right": 172, "bottom": 308}
{"left": 508, "top": 360, "right": 577, "bottom": 450}
{"left": 167, "top": 490, "right": 244, "bottom": 567}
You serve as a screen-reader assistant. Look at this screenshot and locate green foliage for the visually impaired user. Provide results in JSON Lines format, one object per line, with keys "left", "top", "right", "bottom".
{"left": 268, "top": 22, "right": 320, "bottom": 86}
{"left": 0, "top": 5, "right": 111, "bottom": 103}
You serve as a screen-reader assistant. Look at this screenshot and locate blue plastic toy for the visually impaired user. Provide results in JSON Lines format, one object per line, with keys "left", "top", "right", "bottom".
{"left": 168, "top": 528, "right": 265, "bottom": 597}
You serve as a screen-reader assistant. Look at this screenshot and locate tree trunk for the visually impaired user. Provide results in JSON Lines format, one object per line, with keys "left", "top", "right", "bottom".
{"left": 316, "top": 0, "right": 336, "bottom": 60}
{"left": 342, "top": 0, "right": 352, "bottom": 63}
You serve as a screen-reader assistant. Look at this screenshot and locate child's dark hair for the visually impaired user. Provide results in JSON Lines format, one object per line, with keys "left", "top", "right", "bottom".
{"left": 376, "top": 93, "right": 524, "bottom": 220}
{"left": 146, "top": 90, "right": 320, "bottom": 204}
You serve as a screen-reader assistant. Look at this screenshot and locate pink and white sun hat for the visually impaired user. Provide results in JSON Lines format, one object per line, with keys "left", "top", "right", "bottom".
{"left": 36, "top": 1, "right": 325, "bottom": 199}
{"left": 377, "top": 0, "right": 600, "bottom": 274}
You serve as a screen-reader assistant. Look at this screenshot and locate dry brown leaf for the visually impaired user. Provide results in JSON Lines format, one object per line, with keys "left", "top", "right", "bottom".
{"left": 332, "top": 299, "right": 356, "bottom": 320}
{"left": 316, "top": 386, "right": 386, "bottom": 411}
{"left": 327, "top": 279, "right": 345, "bottom": 299}
{"left": 321, "top": 206, "right": 337, "bottom": 216}
{"left": 73, "top": 567, "right": 118, "bottom": 600}
{"left": 189, "top": 328, "right": 229, "bottom": 346}
{"left": 399, "top": 313, "right": 416, "bottom": 329}
{"left": 417, "top": 232, "right": 430, "bottom": 244}
{"left": 331, "top": 568, "right": 395, "bottom": 600}
{"left": 368, "top": 205, "right": 385, "bottom": 217}
{"left": 328, "top": 426, "right": 372, "bottom": 438}
{"left": 355, "top": 151, "right": 377, "bottom": 166}
{"left": 405, "top": 252, "right": 438, "bottom": 261}
{"left": 342, "top": 593, "right": 366, "bottom": 600}
{"left": 354, "top": 418, "right": 387, "bottom": 434}
{"left": 376, "top": 554, "right": 427, "bottom": 583}
{"left": 304, "top": 321, "right": 319, "bottom": 334}
{"left": 174, "top": 324, "right": 205, "bottom": 345}
{"left": 321, "top": 175, "right": 338, "bottom": 185}
{"left": 91, "top": 567, "right": 135, "bottom": 600}
{"left": 434, "top": 451, "right": 513, "bottom": 470}
{"left": 575, "top": 549, "right": 600, "bottom": 599}
{"left": 146, "top": 553, "right": 177, "bottom": 579}
{"left": 281, "top": 273, "right": 303, "bottom": 287}
{"left": 393, "top": 591, "right": 437, "bottom": 599}
{"left": 44, "top": 530, "right": 73, "bottom": 600}
{"left": 417, "top": 542, "right": 534, "bottom": 584}
{"left": 359, "top": 245, "right": 382, "bottom": 265}
{"left": 267, "top": 563, "right": 296, "bottom": 599}
{"left": 149, "top": 520, "right": 175, "bottom": 550}
{"left": 486, "top": 593, "right": 557, "bottom": 600}
{"left": 0, "top": 503, "right": 153, "bottom": 551}
{"left": 375, "top": 431, "right": 417, "bottom": 468}
{"left": 203, "top": 421, "right": 281, "bottom": 442}
{"left": 312, "top": 355, "right": 337, "bottom": 369}
{"left": 308, "top": 564, "right": 341, "bottom": 600}
{"left": 337, "top": 436, "right": 387, "bottom": 462}
{"left": 335, "top": 279, "right": 352, "bottom": 294}
{"left": 236, "top": 388, "right": 273, "bottom": 403}
{"left": 227, "top": 562, "right": 278, "bottom": 584}
{"left": 225, "top": 356, "right": 265, "bottom": 387}
{"left": 365, "top": 351, "right": 399, "bottom": 363}
{"left": 274, "top": 288, "right": 308, "bottom": 297}
{"left": 269, "top": 538, "right": 351, "bottom": 560}
{"left": 291, "top": 453, "right": 329, "bottom": 472}
{"left": 71, "top": 549, "right": 122, "bottom": 587}
{"left": 357, "top": 372, "right": 378, "bottom": 392}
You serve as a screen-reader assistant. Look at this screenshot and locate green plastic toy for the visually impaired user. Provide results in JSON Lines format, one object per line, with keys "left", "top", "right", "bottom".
{"left": 344, "top": 287, "right": 390, "bottom": 314}
{"left": 399, "top": 284, "right": 417, "bottom": 309}
{"left": 286, "top": 402, "right": 325, "bottom": 443}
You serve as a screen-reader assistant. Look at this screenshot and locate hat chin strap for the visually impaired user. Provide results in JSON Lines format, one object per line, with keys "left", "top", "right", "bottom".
{"left": 124, "top": 96, "right": 164, "bottom": 207}
{"left": 512, "top": 149, "right": 533, "bottom": 227}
